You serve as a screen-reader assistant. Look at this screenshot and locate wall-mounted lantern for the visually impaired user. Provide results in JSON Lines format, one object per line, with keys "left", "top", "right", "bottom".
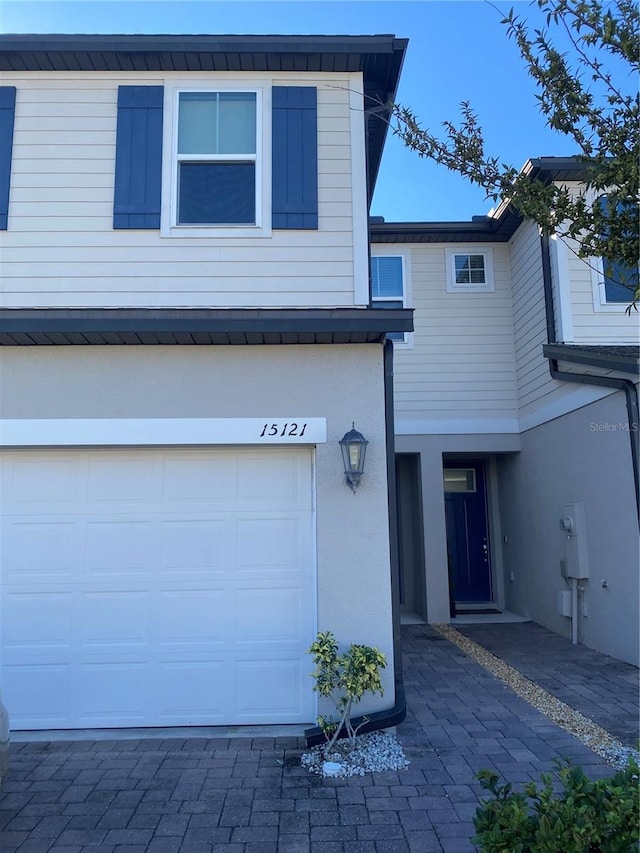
{"left": 339, "top": 423, "right": 368, "bottom": 493}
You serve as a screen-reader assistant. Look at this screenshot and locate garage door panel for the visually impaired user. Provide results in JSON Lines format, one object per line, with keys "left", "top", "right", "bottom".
{"left": 160, "top": 519, "right": 230, "bottom": 574}
{"left": 235, "top": 587, "right": 306, "bottom": 644}
{"left": 162, "top": 456, "right": 234, "bottom": 502}
{"left": 3, "top": 663, "right": 71, "bottom": 728}
{"left": 87, "top": 456, "right": 156, "bottom": 503}
{"left": 7, "top": 457, "right": 81, "bottom": 506}
{"left": 77, "top": 662, "right": 147, "bottom": 726}
{"left": 235, "top": 659, "right": 312, "bottom": 720}
{"left": 156, "top": 660, "right": 229, "bottom": 724}
{"left": 79, "top": 591, "right": 149, "bottom": 650}
{"left": 238, "top": 454, "right": 307, "bottom": 505}
{"left": 237, "top": 517, "right": 306, "bottom": 571}
{"left": 85, "top": 520, "right": 154, "bottom": 575}
{"left": 3, "top": 592, "right": 73, "bottom": 653}
{"left": 1, "top": 447, "right": 316, "bottom": 729}
{"left": 158, "top": 589, "right": 229, "bottom": 648}
{"left": 5, "top": 521, "right": 78, "bottom": 581}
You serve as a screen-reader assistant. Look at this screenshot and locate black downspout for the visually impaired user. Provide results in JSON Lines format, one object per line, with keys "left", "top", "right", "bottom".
{"left": 304, "top": 340, "right": 407, "bottom": 746}
{"left": 541, "top": 233, "right": 640, "bottom": 523}
{"left": 383, "top": 337, "right": 407, "bottom": 727}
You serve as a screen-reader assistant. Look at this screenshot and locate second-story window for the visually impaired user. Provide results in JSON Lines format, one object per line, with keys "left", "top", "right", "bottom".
{"left": 445, "top": 247, "right": 494, "bottom": 293}
{"left": 595, "top": 196, "right": 638, "bottom": 306}
{"left": 177, "top": 91, "right": 258, "bottom": 225}
{"left": 602, "top": 257, "right": 638, "bottom": 303}
{"left": 371, "top": 255, "right": 406, "bottom": 343}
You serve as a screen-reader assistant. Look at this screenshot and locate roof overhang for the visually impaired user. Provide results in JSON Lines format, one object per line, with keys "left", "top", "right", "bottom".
{"left": 0, "top": 307, "right": 414, "bottom": 346}
{"left": 370, "top": 156, "right": 593, "bottom": 244}
{"left": 0, "top": 33, "right": 407, "bottom": 201}
{"left": 523, "top": 157, "right": 589, "bottom": 183}
{"left": 543, "top": 343, "right": 640, "bottom": 376}
{"left": 370, "top": 211, "right": 523, "bottom": 244}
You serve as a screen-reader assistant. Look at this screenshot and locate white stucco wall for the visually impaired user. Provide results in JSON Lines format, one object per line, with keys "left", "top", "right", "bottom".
{"left": 497, "top": 390, "right": 639, "bottom": 666}
{"left": 0, "top": 343, "right": 396, "bottom": 715}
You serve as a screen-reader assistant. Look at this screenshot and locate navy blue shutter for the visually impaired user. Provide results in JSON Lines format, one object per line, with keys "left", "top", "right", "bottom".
{"left": 0, "top": 87, "right": 16, "bottom": 230}
{"left": 272, "top": 86, "right": 317, "bottom": 229}
{"left": 113, "top": 86, "right": 163, "bottom": 229}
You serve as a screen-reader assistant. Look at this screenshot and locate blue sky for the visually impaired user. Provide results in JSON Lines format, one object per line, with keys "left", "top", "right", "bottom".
{"left": 0, "top": 0, "right": 580, "bottom": 222}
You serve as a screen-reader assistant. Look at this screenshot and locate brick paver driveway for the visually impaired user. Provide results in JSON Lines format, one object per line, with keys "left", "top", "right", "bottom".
{"left": 0, "top": 624, "right": 634, "bottom": 853}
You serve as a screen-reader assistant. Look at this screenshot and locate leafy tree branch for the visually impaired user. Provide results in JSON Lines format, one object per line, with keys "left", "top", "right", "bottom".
{"left": 388, "top": 0, "right": 639, "bottom": 309}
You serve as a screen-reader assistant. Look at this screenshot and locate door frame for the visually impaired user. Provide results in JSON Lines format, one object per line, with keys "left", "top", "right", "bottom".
{"left": 443, "top": 455, "right": 504, "bottom": 611}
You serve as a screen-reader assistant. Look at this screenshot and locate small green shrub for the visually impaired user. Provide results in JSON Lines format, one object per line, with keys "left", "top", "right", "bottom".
{"left": 308, "top": 630, "right": 386, "bottom": 752}
{"left": 473, "top": 759, "right": 640, "bottom": 852}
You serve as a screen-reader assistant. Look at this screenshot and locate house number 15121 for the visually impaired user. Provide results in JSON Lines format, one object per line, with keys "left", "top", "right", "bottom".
{"left": 259, "top": 422, "right": 307, "bottom": 438}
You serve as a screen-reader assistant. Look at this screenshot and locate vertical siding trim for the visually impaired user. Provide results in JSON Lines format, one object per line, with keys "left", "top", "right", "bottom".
{"left": 349, "top": 73, "right": 369, "bottom": 306}
{"left": 113, "top": 86, "right": 164, "bottom": 230}
{"left": 549, "top": 233, "right": 574, "bottom": 343}
{"left": 0, "top": 86, "right": 16, "bottom": 230}
{"left": 272, "top": 86, "right": 318, "bottom": 230}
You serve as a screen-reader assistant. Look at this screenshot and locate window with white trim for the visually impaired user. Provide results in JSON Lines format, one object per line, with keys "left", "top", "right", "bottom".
{"left": 176, "top": 91, "right": 258, "bottom": 226}
{"left": 371, "top": 255, "right": 407, "bottom": 343}
{"left": 592, "top": 195, "right": 638, "bottom": 308}
{"left": 445, "top": 248, "right": 494, "bottom": 292}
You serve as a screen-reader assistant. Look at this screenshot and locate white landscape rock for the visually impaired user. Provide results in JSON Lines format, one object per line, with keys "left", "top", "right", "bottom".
{"left": 301, "top": 731, "right": 410, "bottom": 778}
{"left": 321, "top": 761, "right": 343, "bottom": 777}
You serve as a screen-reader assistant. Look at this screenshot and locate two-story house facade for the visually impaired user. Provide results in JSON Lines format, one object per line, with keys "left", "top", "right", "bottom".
{"left": 1, "top": 33, "right": 636, "bottom": 742}
{"left": 0, "top": 35, "right": 412, "bottom": 733}
{"left": 373, "top": 158, "right": 639, "bottom": 667}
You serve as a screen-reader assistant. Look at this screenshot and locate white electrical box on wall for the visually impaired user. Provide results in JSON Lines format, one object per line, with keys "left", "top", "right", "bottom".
{"left": 557, "top": 589, "right": 572, "bottom": 617}
{"left": 562, "top": 502, "right": 590, "bottom": 579}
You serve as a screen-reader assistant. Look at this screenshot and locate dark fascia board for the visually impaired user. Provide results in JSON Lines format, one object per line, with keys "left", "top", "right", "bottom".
{"left": 543, "top": 343, "right": 640, "bottom": 376}
{"left": 370, "top": 210, "right": 523, "bottom": 244}
{"left": 0, "top": 33, "right": 408, "bottom": 200}
{"left": 371, "top": 155, "right": 590, "bottom": 243}
{"left": 0, "top": 33, "right": 405, "bottom": 57}
{"left": 524, "top": 156, "right": 588, "bottom": 183}
{"left": 0, "top": 307, "right": 414, "bottom": 346}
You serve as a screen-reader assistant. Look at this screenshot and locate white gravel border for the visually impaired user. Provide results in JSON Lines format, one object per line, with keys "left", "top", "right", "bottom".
{"left": 435, "top": 624, "right": 639, "bottom": 769}
{"left": 301, "top": 731, "right": 410, "bottom": 777}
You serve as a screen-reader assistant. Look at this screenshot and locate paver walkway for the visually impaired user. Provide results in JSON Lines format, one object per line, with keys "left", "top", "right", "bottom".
{"left": 0, "top": 623, "right": 636, "bottom": 853}
{"left": 454, "top": 621, "right": 640, "bottom": 748}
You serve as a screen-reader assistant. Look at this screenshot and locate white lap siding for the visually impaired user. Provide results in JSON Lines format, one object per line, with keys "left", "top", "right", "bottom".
{"left": 1, "top": 73, "right": 363, "bottom": 308}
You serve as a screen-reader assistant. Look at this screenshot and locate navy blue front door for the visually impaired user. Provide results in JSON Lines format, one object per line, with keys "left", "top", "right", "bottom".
{"left": 444, "top": 461, "right": 492, "bottom": 603}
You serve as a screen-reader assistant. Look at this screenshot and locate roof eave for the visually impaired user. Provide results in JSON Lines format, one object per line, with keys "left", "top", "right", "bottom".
{"left": 0, "top": 307, "right": 415, "bottom": 346}
{"left": 0, "top": 33, "right": 408, "bottom": 201}
{"left": 543, "top": 343, "right": 640, "bottom": 376}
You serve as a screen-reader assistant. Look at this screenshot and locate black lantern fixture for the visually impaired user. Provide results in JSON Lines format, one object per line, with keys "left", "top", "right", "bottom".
{"left": 339, "top": 423, "right": 369, "bottom": 493}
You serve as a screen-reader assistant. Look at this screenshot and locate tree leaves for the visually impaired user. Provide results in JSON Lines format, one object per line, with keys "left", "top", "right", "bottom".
{"left": 307, "top": 631, "right": 387, "bottom": 752}
{"left": 388, "top": 0, "right": 639, "bottom": 309}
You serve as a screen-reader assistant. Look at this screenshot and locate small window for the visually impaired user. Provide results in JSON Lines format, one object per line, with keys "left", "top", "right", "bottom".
{"left": 603, "top": 258, "right": 638, "bottom": 303}
{"left": 371, "top": 256, "right": 406, "bottom": 343}
{"left": 446, "top": 248, "right": 494, "bottom": 292}
{"left": 176, "top": 91, "right": 257, "bottom": 226}
{"left": 455, "top": 254, "right": 485, "bottom": 285}
{"left": 596, "top": 196, "right": 639, "bottom": 305}
{"left": 443, "top": 468, "right": 476, "bottom": 493}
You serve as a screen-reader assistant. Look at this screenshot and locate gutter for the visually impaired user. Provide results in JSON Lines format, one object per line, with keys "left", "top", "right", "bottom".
{"left": 304, "top": 339, "right": 407, "bottom": 746}
{"left": 540, "top": 233, "right": 640, "bottom": 523}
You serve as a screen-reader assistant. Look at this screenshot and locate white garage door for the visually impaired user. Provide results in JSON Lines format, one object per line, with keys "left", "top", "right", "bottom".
{"left": 1, "top": 447, "right": 316, "bottom": 730}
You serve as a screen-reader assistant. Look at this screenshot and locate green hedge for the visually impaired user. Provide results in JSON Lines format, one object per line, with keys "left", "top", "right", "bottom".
{"left": 473, "top": 759, "right": 639, "bottom": 852}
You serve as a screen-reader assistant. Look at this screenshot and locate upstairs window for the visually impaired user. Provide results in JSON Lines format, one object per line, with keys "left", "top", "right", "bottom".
{"left": 0, "top": 86, "right": 16, "bottom": 231}
{"left": 595, "top": 196, "right": 638, "bottom": 306}
{"left": 602, "top": 257, "right": 639, "bottom": 303}
{"left": 176, "top": 91, "right": 258, "bottom": 226}
{"left": 371, "top": 255, "right": 407, "bottom": 343}
{"left": 445, "top": 248, "right": 494, "bottom": 293}
{"left": 117, "top": 84, "right": 318, "bottom": 234}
